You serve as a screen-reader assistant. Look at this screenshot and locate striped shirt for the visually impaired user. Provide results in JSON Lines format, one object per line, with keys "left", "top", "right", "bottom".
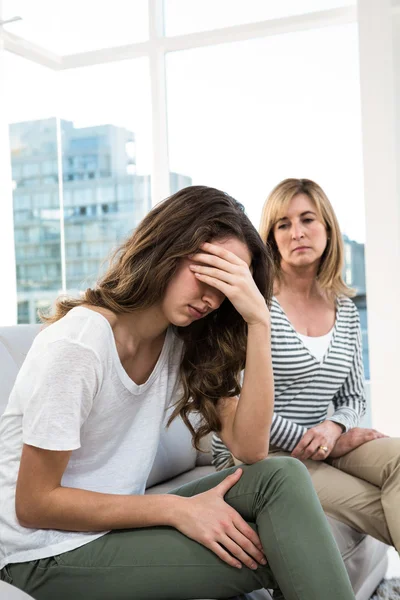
{"left": 212, "top": 295, "right": 366, "bottom": 471}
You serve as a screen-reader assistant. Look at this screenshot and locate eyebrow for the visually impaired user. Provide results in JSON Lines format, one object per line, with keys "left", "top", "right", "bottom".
{"left": 276, "top": 211, "right": 316, "bottom": 223}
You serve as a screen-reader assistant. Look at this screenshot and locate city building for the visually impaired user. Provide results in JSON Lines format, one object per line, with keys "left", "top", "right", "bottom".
{"left": 9, "top": 119, "right": 370, "bottom": 377}
{"left": 10, "top": 118, "right": 191, "bottom": 323}
{"left": 343, "top": 234, "right": 369, "bottom": 379}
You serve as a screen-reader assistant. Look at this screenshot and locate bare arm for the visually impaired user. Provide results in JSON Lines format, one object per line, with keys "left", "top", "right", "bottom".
{"left": 189, "top": 242, "right": 274, "bottom": 465}
{"left": 16, "top": 444, "right": 180, "bottom": 531}
{"left": 218, "top": 321, "right": 273, "bottom": 464}
{"left": 212, "top": 413, "right": 308, "bottom": 471}
{"left": 16, "top": 444, "right": 267, "bottom": 570}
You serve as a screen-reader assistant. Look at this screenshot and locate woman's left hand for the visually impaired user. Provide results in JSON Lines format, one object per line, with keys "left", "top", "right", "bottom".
{"left": 189, "top": 242, "right": 270, "bottom": 326}
{"left": 291, "top": 421, "right": 344, "bottom": 461}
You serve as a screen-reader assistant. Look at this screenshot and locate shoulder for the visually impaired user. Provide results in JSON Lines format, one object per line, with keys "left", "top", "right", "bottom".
{"left": 270, "top": 296, "right": 286, "bottom": 321}
{"left": 33, "top": 307, "right": 112, "bottom": 367}
{"left": 336, "top": 295, "right": 359, "bottom": 322}
{"left": 168, "top": 330, "right": 184, "bottom": 364}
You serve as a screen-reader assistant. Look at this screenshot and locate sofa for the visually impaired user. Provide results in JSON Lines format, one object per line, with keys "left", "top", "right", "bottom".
{"left": 0, "top": 324, "right": 389, "bottom": 600}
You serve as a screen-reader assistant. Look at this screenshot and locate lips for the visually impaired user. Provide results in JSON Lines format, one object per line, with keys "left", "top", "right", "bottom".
{"left": 293, "top": 246, "right": 310, "bottom": 252}
{"left": 188, "top": 305, "right": 207, "bottom": 319}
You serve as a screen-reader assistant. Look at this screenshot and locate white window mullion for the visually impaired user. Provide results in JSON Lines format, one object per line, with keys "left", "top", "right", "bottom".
{"left": 0, "top": 36, "right": 18, "bottom": 325}
{"left": 149, "top": 0, "right": 170, "bottom": 205}
{"left": 55, "top": 114, "right": 67, "bottom": 292}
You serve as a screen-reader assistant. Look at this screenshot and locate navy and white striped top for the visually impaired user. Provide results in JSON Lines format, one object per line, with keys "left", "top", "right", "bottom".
{"left": 212, "top": 295, "right": 366, "bottom": 471}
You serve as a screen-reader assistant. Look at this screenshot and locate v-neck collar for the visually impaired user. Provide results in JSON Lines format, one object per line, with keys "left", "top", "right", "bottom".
{"left": 272, "top": 295, "right": 342, "bottom": 365}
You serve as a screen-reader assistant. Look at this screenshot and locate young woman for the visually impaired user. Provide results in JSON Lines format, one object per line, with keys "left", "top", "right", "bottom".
{"left": 0, "top": 186, "right": 355, "bottom": 600}
{"left": 213, "top": 178, "right": 400, "bottom": 554}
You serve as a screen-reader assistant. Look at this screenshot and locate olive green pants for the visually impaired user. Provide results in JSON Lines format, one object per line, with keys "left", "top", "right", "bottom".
{"left": 1, "top": 458, "right": 355, "bottom": 600}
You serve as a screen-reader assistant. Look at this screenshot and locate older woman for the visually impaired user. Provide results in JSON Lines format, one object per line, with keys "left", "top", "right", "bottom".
{"left": 213, "top": 178, "right": 400, "bottom": 553}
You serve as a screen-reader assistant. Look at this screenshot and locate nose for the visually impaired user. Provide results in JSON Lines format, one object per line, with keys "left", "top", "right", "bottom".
{"left": 202, "top": 284, "right": 225, "bottom": 311}
{"left": 291, "top": 222, "right": 305, "bottom": 240}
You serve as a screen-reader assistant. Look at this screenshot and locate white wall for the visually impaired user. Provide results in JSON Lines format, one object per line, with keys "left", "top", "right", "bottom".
{"left": 357, "top": 0, "right": 400, "bottom": 435}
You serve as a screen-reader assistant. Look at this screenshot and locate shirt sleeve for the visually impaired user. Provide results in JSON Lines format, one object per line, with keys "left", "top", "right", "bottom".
{"left": 211, "top": 433, "right": 235, "bottom": 471}
{"left": 327, "top": 312, "right": 366, "bottom": 432}
{"left": 21, "top": 339, "right": 102, "bottom": 451}
{"left": 269, "top": 413, "right": 307, "bottom": 452}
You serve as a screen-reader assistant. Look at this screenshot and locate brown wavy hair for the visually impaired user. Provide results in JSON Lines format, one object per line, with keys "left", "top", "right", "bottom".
{"left": 41, "top": 185, "right": 273, "bottom": 449}
{"left": 259, "top": 178, "right": 354, "bottom": 298}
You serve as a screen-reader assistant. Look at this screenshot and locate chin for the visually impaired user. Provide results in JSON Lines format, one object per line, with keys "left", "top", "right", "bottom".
{"left": 293, "top": 252, "right": 316, "bottom": 263}
{"left": 169, "top": 313, "right": 192, "bottom": 327}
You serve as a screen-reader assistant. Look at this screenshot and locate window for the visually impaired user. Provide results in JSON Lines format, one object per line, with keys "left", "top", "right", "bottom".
{"left": 5, "top": 52, "right": 62, "bottom": 320}
{"left": 166, "top": 23, "right": 369, "bottom": 376}
{"left": 164, "top": 0, "right": 355, "bottom": 36}
{"left": 58, "top": 59, "right": 152, "bottom": 289}
{"left": 2, "top": 0, "right": 149, "bottom": 54}
{"left": 0, "top": 3, "right": 371, "bottom": 381}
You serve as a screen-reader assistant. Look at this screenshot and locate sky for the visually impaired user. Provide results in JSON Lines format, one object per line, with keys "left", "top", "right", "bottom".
{"left": 2, "top": 0, "right": 366, "bottom": 242}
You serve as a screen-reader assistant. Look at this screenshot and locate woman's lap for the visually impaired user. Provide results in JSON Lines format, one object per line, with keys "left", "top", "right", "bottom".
{"left": 270, "top": 440, "right": 399, "bottom": 547}
{"left": 5, "top": 458, "right": 355, "bottom": 600}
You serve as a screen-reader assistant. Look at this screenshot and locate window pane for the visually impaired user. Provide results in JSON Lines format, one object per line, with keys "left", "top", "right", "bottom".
{"left": 58, "top": 59, "right": 152, "bottom": 290}
{"left": 166, "top": 23, "right": 370, "bottom": 378}
{"left": 3, "top": 0, "right": 148, "bottom": 55}
{"left": 164, "top": 0, "right": 355, "bottom": 36}
{"left": 5, "top": 52, "right": 63, "bottom": 324}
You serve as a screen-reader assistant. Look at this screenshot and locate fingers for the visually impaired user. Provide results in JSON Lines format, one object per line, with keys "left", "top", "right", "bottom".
{"left": 206, "top": 517, "right": 267, "bottom": 571}
{"left": 292, "top": 426, "right": 335, "bottom": 461}
{"left": 219, "top": 531, "right": 266, "bottom": 570}
{"left": 301, "top": 439, "right": 327, "bottom": 461}
{"left": 366, "top": 430, "right": 386, "bottom": 442}
{"left": 192, "top": 271, "right": 231, "bottom": 295}
{"left": 189, "top": 264, "right": 235, "bottom": 285}
{"left": 291, "top": 430, "right": 314, "bottom": 459}
{"left": 195, "top": 242, "right": 246, "bottom": 267}
{"left": 310, "top": 448, "right": 330, "bottom": 461}
{"left": 233, "top": 517, "right": 265, "bottom": 555}
{"left": 208, "top": 541, "right": 243, "bottom": 569}
{"left": 372, "top": 429, "right": 387, "bottom": 439}
{"left": 190, "top": 252, "right": 243, "bottom": 274}
{"left": 294, "top": 437, "right": 330, "bottom": 461}
{"left": 216, "top": 468, "right": 242, "bottom": 497}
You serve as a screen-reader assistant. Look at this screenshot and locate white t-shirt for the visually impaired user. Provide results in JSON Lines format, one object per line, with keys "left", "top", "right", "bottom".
{"left": 297, "top": 328, "right": 334, "bottom": 363}
{"left": 0, "top": 307, "right": 183, "bottom": 569}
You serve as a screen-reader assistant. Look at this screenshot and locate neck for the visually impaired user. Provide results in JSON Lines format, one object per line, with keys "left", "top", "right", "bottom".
{"left": 276, "top": 261, "right": 321, "bottom": 300}
{"left": 112, "top": 304, "right": 169, "bottom": 351}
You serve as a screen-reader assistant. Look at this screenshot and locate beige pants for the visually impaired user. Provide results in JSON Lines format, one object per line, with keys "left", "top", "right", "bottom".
{"left": 237, "top": 438, "right": 400, "bottom": 550}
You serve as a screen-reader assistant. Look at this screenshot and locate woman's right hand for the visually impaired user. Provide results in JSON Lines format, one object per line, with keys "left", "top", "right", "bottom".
{"left": 329, "top": 427, "right": 388, "bottom": 458}
{"left": 189, "top": 242, "right": 270, "bottom": 327}
{"left": 172, "top": 468, "right": 267, "bottom": 570}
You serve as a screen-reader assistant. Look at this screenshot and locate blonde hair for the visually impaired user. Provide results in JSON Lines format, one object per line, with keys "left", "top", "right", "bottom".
{"left": 259, "top": 178, "right": 354, "bottom": 298}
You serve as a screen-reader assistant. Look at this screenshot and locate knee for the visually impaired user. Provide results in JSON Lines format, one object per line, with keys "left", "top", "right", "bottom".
{"left": 376, "top": 437, "right": 400, "bottom": 471}
{"left": 267, "top": 456, "right": 309, "bottom": 479}
{"left": 246, "top": 456, "right": 310, "bottom": 486}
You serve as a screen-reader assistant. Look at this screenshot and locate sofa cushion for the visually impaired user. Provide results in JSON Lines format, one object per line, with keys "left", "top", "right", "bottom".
{"left": 0, "top": 325, "right": 40, "bottom": 418}
{"left": 146, "top": 465, "right": 215, "bottom": 494}
{"left": 145, "top": 410, "right": 198, "bottom": 488}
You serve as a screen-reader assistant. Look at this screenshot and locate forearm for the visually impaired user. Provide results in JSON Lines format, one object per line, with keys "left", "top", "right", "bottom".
{"left": 17, "top": 485, "right": 183, "bottom": 531}
{"left": 231, "top": 320, "right": 274, "bottom": 462}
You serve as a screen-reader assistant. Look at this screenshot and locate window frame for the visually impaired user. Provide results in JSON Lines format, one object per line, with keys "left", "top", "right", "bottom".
{"left": 1, "top": 1, "right": 400, "bottom": 435}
